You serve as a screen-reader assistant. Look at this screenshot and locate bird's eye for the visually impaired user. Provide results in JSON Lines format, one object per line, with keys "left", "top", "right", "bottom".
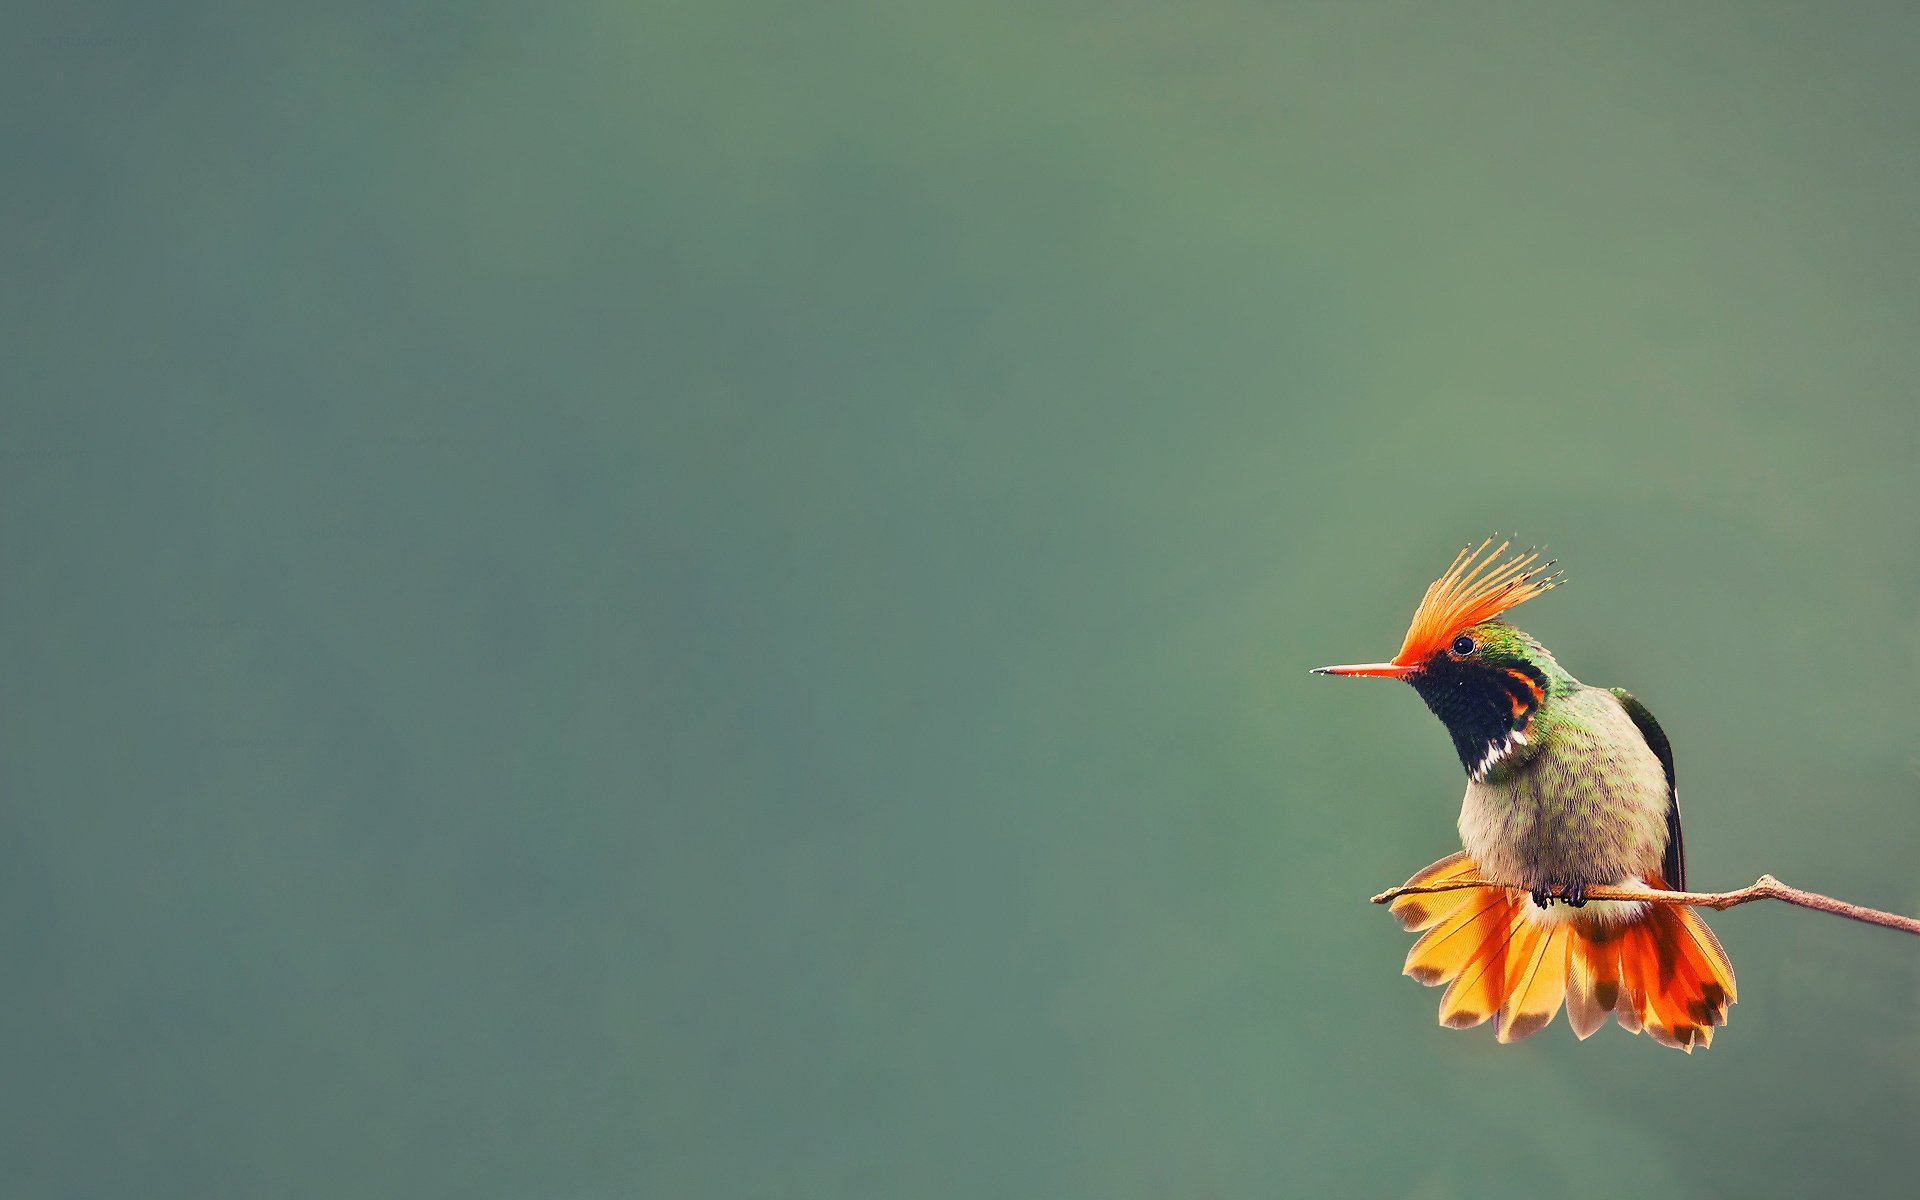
{"left": 1450, "top": 635, "right": 1477, "bottom": 657}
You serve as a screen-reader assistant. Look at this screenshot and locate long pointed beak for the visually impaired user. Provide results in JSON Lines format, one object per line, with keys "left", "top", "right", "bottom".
{"left": 1311, "top": 661, "right": 1414, "bottom": 679}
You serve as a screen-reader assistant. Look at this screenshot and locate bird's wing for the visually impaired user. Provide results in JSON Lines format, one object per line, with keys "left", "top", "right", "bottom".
{"left": 1609, "top": 687, "right": 1683, "bottom": 890}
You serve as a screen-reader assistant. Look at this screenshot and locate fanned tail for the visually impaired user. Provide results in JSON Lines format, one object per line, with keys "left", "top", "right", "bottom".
{"left": 1390, "top": 854, "right": 1736, "bottom": 1050}
{"left": 1585, "top": 874, "right": 1737, "bottom": 1051}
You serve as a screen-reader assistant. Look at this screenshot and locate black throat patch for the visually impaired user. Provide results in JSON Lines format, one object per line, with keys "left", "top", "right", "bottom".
{"left": 1408, "top": 658, "right": 1548, "bottom": 778}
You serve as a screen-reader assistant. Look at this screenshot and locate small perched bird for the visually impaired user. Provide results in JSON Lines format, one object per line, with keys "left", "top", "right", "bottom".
{"left": 1314, "top": 538, "right": 1734, "bottom": 1050}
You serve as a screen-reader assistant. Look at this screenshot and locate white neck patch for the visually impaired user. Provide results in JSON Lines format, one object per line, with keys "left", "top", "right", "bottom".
{"left": 1467, "top": 727, "right": 1529, "bottom": 783}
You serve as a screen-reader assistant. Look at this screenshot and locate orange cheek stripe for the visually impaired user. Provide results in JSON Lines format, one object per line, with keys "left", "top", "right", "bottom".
{"left": 1504, "top": 669, "right": 1545, "bottom": 703}
{"left": 1503, "top": 669, "right": 1543, "bottom": 730}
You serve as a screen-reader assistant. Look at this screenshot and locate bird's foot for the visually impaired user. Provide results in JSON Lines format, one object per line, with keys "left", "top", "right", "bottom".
{"left": 1528, "top": 882, "right": 1589, "bottom": 908}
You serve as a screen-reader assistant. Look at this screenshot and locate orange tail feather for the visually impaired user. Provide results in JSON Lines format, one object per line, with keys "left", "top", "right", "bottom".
{"left": 1391, "top": 855, "right": 1736, "bottom": 1050}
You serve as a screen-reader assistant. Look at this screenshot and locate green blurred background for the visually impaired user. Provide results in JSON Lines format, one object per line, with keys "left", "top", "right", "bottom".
{"left": 8, "top": 2, "right": 1920, "bottom": 1196}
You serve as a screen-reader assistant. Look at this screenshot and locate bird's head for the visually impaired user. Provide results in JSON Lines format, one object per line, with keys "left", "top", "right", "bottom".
{"left": 1314, "top": 538, "right": 1567, "bottom": 780}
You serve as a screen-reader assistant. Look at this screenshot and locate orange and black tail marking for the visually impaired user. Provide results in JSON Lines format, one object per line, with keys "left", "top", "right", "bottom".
{"left": 1389, "top": 853, "right": 1736, "bottom": 1051}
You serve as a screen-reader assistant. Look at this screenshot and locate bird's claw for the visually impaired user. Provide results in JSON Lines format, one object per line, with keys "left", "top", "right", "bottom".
{"left": 1528, "top": 882, "right": 1589, "bottom": 908}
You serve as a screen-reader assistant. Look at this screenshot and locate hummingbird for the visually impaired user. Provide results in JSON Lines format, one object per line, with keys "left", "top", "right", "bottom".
{"left": 1314, "top": 538, "right": 1734, "bottom": 1050}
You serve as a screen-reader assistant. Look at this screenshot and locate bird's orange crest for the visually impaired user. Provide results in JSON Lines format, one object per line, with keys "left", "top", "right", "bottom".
{"left": 1392, "top": 538, "right": 1562, "bottom": 665}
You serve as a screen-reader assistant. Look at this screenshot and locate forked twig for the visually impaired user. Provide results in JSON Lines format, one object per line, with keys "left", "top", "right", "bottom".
{"left": 1370, "top": 875, "right": 1920, "bottom": 936}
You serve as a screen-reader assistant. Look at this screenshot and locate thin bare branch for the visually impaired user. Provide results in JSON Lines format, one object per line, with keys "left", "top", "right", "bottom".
{"left": 1369, "top": 875, "right": 1920, "bottom": 937}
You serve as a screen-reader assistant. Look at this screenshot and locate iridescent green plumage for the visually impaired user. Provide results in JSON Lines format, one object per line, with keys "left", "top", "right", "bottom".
{"left": 1407, "top": 619, "right": 1679, "bottom": 900}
